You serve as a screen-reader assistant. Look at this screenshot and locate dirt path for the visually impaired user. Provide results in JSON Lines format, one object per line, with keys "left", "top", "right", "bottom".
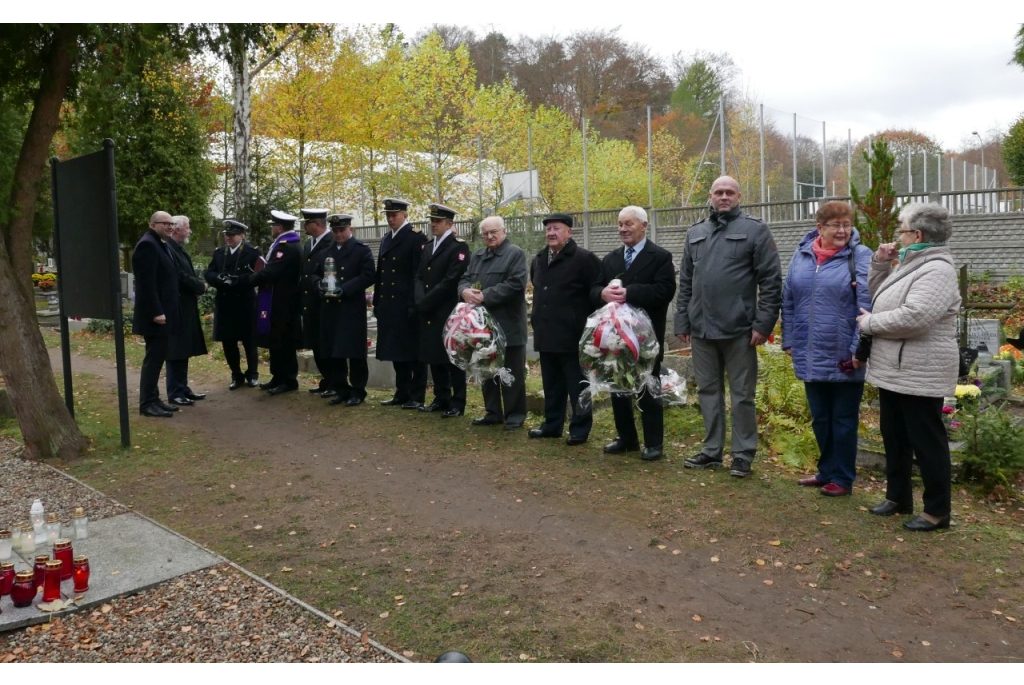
{"left": 51, "top": 349, "right": 1022, "bottom": 662}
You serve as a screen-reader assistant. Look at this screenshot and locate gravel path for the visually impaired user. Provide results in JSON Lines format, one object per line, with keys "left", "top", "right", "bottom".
{"left": 0, "top": 438, "right": 404, "bottom": 663}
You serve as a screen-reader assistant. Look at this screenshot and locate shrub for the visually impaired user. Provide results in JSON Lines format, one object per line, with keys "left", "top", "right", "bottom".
{"left": 755, "top": 346, "right": 819, "bottom": 470}
{"left": 952, "top": 402, "right": 1024, "bottom": 492}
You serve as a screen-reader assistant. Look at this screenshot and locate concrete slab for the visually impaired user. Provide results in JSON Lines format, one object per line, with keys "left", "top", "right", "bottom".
{"left": 0, "top": 512, "right": 219, "bottom": 632}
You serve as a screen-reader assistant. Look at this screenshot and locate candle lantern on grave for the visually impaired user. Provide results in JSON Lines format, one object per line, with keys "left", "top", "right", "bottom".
{"left": 319, "top": 257, "right": 343, "bottom": 299}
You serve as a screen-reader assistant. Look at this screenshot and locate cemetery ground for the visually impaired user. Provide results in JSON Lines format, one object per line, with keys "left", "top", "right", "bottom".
{"left": 0, "top": 329, "right": 1021, "bottom": 663}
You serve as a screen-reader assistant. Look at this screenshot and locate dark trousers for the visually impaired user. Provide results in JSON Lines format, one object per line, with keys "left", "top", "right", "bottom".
{"left": 878, "top": 388, "right": 951, "bottom": 517}
{"left": 268, "top": 346, "right": 299, "bottom": 388}
{"left": 165, "top": 358, "right": 190, "bottom": 400}
{"left": 312, "top": 350, "right": 328, "bottom": 389}
{"left": 804, "top": 381, "right": 864, "bottom": 489}
{"left": 139, "top": 335, "right": 169, "bottom": 409}
{"left": 393, "top": 361, "right": 427, "bottom": 403}
{"left": 481, "top": 344, "right": 527, "bottom": 426}
{"left": 610, "top": 362, "right": 663, "bottom": 448}
{"left": 222, "top": 338, "right": 259, "bottom": 380}
{"left": 328, "top": 358, "right": 368, "bottom": 400}
{"left": 538, "top": 351, "right": 591, "bottom": 438}
{"left": 429, "top": 362, "right": 467, "bottom": 411}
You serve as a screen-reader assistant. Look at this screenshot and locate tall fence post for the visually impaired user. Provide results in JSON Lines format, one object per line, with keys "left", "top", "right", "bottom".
{"left": 646, "top": 105, "right": 654, "bottom": 210}
{"left": 847, "top": 129, "right": 852, "bottom": 197}
{"left": 759, "top": 104, "right": 766, "bottom": 218}
{"left": 582, "top": 118, "right": 590, "bottom": 249}
{"left": 792, "top": 113, "right": 798, "bottom": 201}
{"left": 719, "top": 97, "right": 727, "bottom": 175}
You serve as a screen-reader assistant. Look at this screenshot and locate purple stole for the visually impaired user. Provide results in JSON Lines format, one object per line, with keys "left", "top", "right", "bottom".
{"left": 256, "top": 230, "right": 300, "bottom": 335}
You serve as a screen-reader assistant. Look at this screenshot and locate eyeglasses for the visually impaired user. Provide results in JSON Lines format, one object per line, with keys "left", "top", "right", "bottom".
{"left": 897, "top": 228, "right": 919, "bottom": 235}
{"left": 481, "top": 229, "right": 504, "bottom": 237}
{"left": 822, "top": 222, "right": 853, "bottom": 230}
{"left": 153, "top": 221, "right": 174, "bottom": 226}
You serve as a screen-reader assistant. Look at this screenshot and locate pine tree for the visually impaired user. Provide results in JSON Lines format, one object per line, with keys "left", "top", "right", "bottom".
{"left": 851, "top": 138, "right": 900, "bottom": 251}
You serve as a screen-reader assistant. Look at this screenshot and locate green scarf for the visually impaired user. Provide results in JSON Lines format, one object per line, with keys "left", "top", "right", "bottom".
{"left": 898, "top": 241, "right": 935, "bottom": 262}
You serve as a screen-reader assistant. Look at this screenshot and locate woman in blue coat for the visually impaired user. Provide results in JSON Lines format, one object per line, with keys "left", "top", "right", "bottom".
{"left": 782, "top": 201, "right": 872, "bottom": 497}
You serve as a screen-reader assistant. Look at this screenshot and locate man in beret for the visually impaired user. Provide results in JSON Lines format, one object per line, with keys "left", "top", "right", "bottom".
{"left": 414, "top": 203, "right": 471, "bottom": 418}
{"left": 239, "top": 210, "right": 303, "bottom": 395}
{"left": 374, "top": 198, "right": 429, "bottom": 409}
{"left": 300, "top": 209, "right": 333, "bottom": 396}
{"left": 529, "top": 213, "right": 602, "bottom": 445}
{"left": 164, "top": 214, "right": 208, "bottom": 406}
{"left": 317, "top": 214, "right": 376, "bottom": 406}
{"left": 204, "top": 220, "right": 263, "bottom": 390}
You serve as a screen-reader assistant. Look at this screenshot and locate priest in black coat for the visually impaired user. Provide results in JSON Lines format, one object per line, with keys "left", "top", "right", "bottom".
{"left": 204, "top": 220, "right": 263, "bottom": 389}
{"left": 299, "top": 208, "right": 332, "bottom": 395}
{"left": 316, "top": 214, "right": 376, "bottom": 406}
{"left": 374, "top": 197, "right": 429, "bottom": 408}
{"left": 165, "top": 215, "right": 209, "bottom": 406}
{"left": 414, "top": 204, "right": 471, "bottom": 418}
{"left": 590, "top": 206, "right": 676, "bottom": 462}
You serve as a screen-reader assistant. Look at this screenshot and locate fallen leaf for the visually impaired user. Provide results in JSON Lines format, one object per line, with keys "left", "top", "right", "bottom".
{"left": 333, "top": 610, "right": 343, "bottom": 617}
{"left": 710, "top": 556, "right": 720, "bottom": 563}
{"left": 519, "top": 653, "right": 529, "bottom": 661}
{"left": 402, "top": 651, "right": 416, "bottom": 658}
{"left": 360, "top": 632, "right": 369, "bottom": 645}
{"left": 300, "top": 645, "right": 310, "bottom": 657}
{"left": 181, "top": 626, "right": 192, "bottom": 633}
{"left": 672, "top": 549, "right": 681, "bottom": 555}
{"left": 229, "top": 484, "right": 235, "bottom": 489}
{"left": 768, "top": 540, "right": 781, "bottom": 546}
{"left": 100, "top": 604, "right": 112, "bottom": 614}
{"left": 763, "top": 580, "right": 774, "bottom": 586}
{"left": 709, "top": 538, "right": 718, "bottom": 543}
{"left": 820, "top": 521, "right": 833, "bottom": 526}
{"left": 281, "top": 567, "right": 294, "bottom": 573}
{"left": 394, "top": 595, "right": 404, "bottom": 601}
{"left": 657, "top": 545, "right": 667, "bottom": 550}
{"left": 921, "top": 641, "right": 931, "bottom": 646}
{"left": 451, "top": 592, "right": 461, "bottom": 597}
{"left": 253, "top": 525, "right": 263, "bottom": 530}
{"left": 700, "top": 636, "right": 711, "bottom": 642}
{"left": 1007, "top": 617, "right": 1018, "bottom": 623}
{"left": 892, "top": 649, "right": 903, "bottom": 658}
{"left": 635, "top": 623, "right": 644, "bottom": 630}
{"left": 379, "top": 611, "right": 389, "bottom": 619}
{"left": 349, "top": 524, "right": 357, "bottom": 529}
{"left": 991, "top": 610, "right": 1003, "bottom": 615}
{"left": 808, "top": 583, "right": 818, "bottom": 588}
{"left": 756, "top": 559, "right": 766, "bottom": 566}
{"left": 692, "top": 614, "right": 702, "bottom": 622}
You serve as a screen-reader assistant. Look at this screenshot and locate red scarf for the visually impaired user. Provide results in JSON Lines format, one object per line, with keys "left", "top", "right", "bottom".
{"left": 811, "top": 236, "right": 842, "bottom": 265}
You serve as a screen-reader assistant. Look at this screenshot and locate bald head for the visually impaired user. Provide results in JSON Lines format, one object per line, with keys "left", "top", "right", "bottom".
{"left": 709, "top": 176, "right": 741, "bottom": 213}
{"left": 150, "top": 211, "right": 175, "bottom": 239}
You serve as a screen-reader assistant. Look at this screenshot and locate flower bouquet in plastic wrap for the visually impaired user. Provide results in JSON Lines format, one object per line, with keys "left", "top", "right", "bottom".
{"left": 578, "top": 292, "right": 662, "bottom": 410}
{"left": 443, "top": 302, "right": 514, "bottom": 386}
{"left": 659, "top": 367, "right": 689, "bottom": 407}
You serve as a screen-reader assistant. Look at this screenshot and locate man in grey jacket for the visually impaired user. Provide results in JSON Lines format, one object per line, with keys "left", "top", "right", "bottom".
{"left": 674, "top": 176, "right": 782, "bottom": 477}
{"left": 458, "top": 215, "right": 528, "bottom": 430}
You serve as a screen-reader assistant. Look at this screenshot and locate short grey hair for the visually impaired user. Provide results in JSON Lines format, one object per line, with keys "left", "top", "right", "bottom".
{"left": 619, "top": 205, "right": 648, "bottom": 224}
{"left": 479, "top": 215, "right": 506, "bottom": 233}
{"left": 898, "top": 202, "right": 952, "bottom": 244}
{"left": 172, "top": 215, "right": 190, "bottom": 230}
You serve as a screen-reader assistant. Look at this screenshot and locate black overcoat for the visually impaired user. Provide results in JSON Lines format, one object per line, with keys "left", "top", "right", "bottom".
{"left": 374, "top": 222, "right": 428, "bottom": 362}
{"left": 590, "top": 241, "right": 677, "bottom": 364}
{"left": 167, "top": 240, "right": 209, "bottom": 360}
{"left": 203, "top": 242, "right": 263, "bottom": 341}
{"left": 414, "top": 234, "right": 470, "bottom": 364}
{"left": 530, "top": 238, "right": 602, "bottom": 354}
{"left": 317, "top": 238, "right": 376, "bottom": 359}
{"left": 248, "top": 233, "right": 303, "bottom": 349}
{"left": 300, "top": 234, "right": 332, "bottom": 350}
{"left": 131, "top": 229, "right": 181, "bottom": 338}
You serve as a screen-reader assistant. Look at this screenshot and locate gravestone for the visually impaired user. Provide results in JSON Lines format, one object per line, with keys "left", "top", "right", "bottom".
{"left": 966, "top": 318, "right": 1001, "bottom": 353}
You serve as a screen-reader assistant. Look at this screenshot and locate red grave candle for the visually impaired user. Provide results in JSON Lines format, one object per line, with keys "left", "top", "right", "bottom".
{"left": 33, "top": 554, "right": 50, "bottom": 591}
{"left": 72, "top": 556, "right": 90, "bottom": 593}
{"left": 52, "top": 539, "right": 73, "bottom": 580}
{"left": 0, "top": 561, "right": 14, "bottom": 596}
{"left": 11, "top": 570, "right": 36, "bottom": 608}
{"left": 42, "top": 560, "right": 62, "bottom": 602}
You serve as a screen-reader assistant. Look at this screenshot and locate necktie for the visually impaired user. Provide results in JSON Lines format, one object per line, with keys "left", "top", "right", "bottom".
{"left": 624, "top": 246, "right": 635, "bottom": 269}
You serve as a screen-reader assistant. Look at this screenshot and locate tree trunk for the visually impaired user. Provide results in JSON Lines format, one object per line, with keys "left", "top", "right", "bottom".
{"left": 0, "top": 24, "right": 88, "bottom": 461}
{"left": 231, "top": 34, "right": 251, "bottom": 219}
{"left": 298, "top": 137, "right": 306, "bottom": 208}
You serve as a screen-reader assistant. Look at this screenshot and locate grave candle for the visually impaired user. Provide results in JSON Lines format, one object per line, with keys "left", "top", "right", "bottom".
{"left": 52, "top": 539, "right": 73, "bottom": 580}
{"left": 0, "top": 561, "right": 14, "bottom": 596}
{"left": 0, "top": 529, "right": 11, "bottom": 560}
{"left": 45, "top": 512, "right": 60, "bottom": 546}
{"left": 72, "top": 556, "right": 90, "bottom": 593}
{"left": 42, "top": 560, "right": 62, "bottom": 602}
{"left": 11, "top": 570, "right": 35, "bottom": 608}
{"left": 34, "top": 554, "right": 50, "bottom": 591}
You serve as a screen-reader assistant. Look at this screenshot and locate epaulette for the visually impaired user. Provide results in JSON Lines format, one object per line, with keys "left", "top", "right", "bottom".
{"left": 411, "top": 226, "right": 422, "bottom": 233}
{"left": 455, "top": 236, "right": 465, "bottom": 242}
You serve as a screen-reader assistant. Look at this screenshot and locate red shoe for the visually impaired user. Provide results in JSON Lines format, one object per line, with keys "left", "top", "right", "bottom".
{"left": 820, "top": 483, "right": 851, "bottom": 497}
{"left": 797, "top": 475, "right": 825, "bottom": 487}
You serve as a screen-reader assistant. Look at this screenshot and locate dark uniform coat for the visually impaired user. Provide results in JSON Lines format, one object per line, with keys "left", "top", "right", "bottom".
{"left": 316, "top": 238, "right": 376, "bottom": 360}
{"left": 131, "top": 229, "right": 181, "bottom": 338}
{"left": 166, "top": 239, "right": 209, "bottom": 361}
{"left": 203, "top": 242, "right": 263, "bottom": 341}
{"left": 300, "top": 233, "right": 332, "bottom": 350}
{"left": 374, "top": 222, "right": 428, "bottom": 362}
{"left": 530, "top": 238, "right": 602, "bottom": 354}
{"left": 248, "top": 231, "right": 303, "bottom": 349}
{"left": 414, "top": 233, "right": 470, "bottom": 364}
{"left": 591, "top": 240, "right": 677, "bottom": 364}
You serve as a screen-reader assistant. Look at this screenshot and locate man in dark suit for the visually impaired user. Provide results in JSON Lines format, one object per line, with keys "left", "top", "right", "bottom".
{"left": 299, "top": 208, "right": 332, "bottom": 396}
{"left": 414, "top": 204, "right": 471, "bottom": 418}
{"left": 239, "top": 210, "right": 303, "bottom": 396}
{"left": 591, "top": 206, "right": 677, "bottom": 461}
{"left": 165, "top": 215, "right": 208, "bottom": 406}
{"left": 529, "top": 213, "right": 602, "bottom": 445}
{"left": 204, "top": 220, "right": 263, "bottom": 390}
{"left": 132, "top": 210, "right": 182, "bottom": 418}
{"left": 374, "top": 198, "right": 429, "bottom": 409}
{"left": 316, "top": 214, "right": 376, "bottom": 406}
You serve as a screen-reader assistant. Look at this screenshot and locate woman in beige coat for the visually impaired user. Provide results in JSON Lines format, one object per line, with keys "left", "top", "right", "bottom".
{"left": 856, "top": 203, "right": 961, "bottom": 532}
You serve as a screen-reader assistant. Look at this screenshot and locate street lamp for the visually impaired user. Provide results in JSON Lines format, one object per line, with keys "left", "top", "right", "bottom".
{"left": 972, "top": 131, "right": 985, "bottom": 189}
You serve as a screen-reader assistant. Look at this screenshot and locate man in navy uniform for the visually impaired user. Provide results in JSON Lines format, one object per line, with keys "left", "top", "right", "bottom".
{"left": 239, "top": 209, "right": 303, "bottom": 396}
{"left": 204, "top": 220, "right": 263, "bottom": 390}
{"left": 414, "top": 203, "right": 471, "bottom": 418}
{"left": 374, "top": 197, "right": 429, "bottom": 409}
{"left": 132, "top": 210, "right": 181, "bottom": 418}
{"left": 299, "top": 208, "right": 333, "bottom": 396}
{"left": 316, "top": 214, "right": 376, "bottom": 406}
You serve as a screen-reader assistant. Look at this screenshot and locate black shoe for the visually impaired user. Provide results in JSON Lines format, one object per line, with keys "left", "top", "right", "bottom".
{"left": 266, "top": 384, "right": 296, "bottom": 396}
{"left": 380, "top": 397, "right": 406, "bottom": 406}
{"left": 472, "top": 416, "right": 502, "bottom": 426}
{"left": 729, "top": 458, "right": 752, "bottom": 478}
{"left": 504, "top": 422, "right": 524, "bottom": 431}
{"left": 229, "top": 378, "right": 244, "bottom": 391}
{"left": 683, "top": 453, "right": 723, "bottom": 469}
{"left": 169, "top": 396, "right": 194, "bottom": 406}
{"left": 320, "top": 390, "right": 338, "bottom": 399}
{"left": 870, "top": 500, "right": 913, "bottom": 516}
{"left": 418, "top": 402, "right": 443, "bottom": 413}
{"left": 246, "top": 377, "right": 260, "bottom": 388}
{"left": 328, "top": 395, "right": 349, "bottom": 406}
{"left": 258, "top": 380, "right": 277, "bottom": 390}
{"left": 641, "top": 446, "right": 664, "bottom": 461}
{"left": 140, "top": 405, "right": 173, "bottom": 418}
{"left": 903, "top": 515, "right": 950, "bottom": 532}
{"left": 345, "top": 397, "right": 364, "bottom": 407}
{"left": 566, "top": 435, "right": 588, "bottom": 446}
{"left": 528, "top": 429, "right": 560, "bottom": 439}
{"left": 603, "top": 438, "right": 640, "bottom": 454}
{"left": 184, "top": 390, "right": 206, "bottom": 401}
{"left": 155, "top": 400, "right": 179, "bottom": 412}
{"left": 441, "top": 408, "right": 464, "bottom": 418}
{"left": 309, "top": 386, "right": 326, "bottom": 394}
{"left": 402, "top": 400, "right": 424, "bottom": 410}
